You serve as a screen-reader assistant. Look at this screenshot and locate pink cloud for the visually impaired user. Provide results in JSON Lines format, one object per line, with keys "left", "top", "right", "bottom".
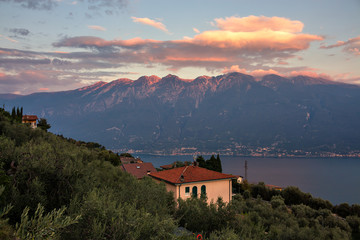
{"left": 52, "top": 51, "right": 69, "bottom": 54}
{"left": 166, "top": 56, "right": 228, "bottom": 62}
{"left": 321, "top": 36, "right": 360, "bottom": 56}
{"left": 215, "top": 16, "right": 304, "bottom": 33}
{"left": 54, "top": 16, "right": 323, "bottom": 70}
{"left": 0, "top": 69, "right": 85, "bottom": 94}
{"left": 88, "top": 25, "right": 107, "bottom": 31}
{"left": 221, "top": 65, "right": 337, "bottom": 81}
{"left": 38, "top": 87, "right": 50, "bottom": 91}
{"left": 288, "top": 70, "right": 332, "bottom": 79}
{"left": 193, "top": 28, "right": 200, "bottom": 33}
{"left": 131, "top": 17, "right": 169, "bottom": 33}
{"left": 0, "top": 14, "right": 326, "bottom": 91}
{"left": 188, "top": 29, "right": 322, "bottom": 51}
{"left": 53, "top": 36, "right": 161, "bottom": 48}
{"left": 222, "top": 65, "right": 281, "bottom": 77}
{"left": 0, "top": 34, "right": 18, "bottom": 43}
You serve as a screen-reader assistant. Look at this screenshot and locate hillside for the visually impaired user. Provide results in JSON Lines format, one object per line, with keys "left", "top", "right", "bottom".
{"left": 1, "top": 108, "right": 360, "bottom": 239}
{"left": 1, "top": 72, "right": 360, "bottom": 156}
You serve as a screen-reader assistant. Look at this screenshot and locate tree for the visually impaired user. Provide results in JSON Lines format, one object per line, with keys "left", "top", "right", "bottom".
{"left": 196, "top": 155, "right": 206, "bottom": 168}
{"left": 15, "top": 204, "right": 80, "bottom": 240}
{"left": 216, "top": 154, "right": 222, "bottom": 173}
{"left": 37, "top": 118, "right": 51, "bottom": 131}
{"left": 119, "top": 153, "right": 134, "bottom": 158}
{"left": 10, "top": 107, "right": 23, "bottom": 123}
{"left": 196, "top": 155, "right": 222, "bottom": 172}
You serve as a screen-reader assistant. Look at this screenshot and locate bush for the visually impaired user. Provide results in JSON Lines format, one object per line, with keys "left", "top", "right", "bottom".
{"left": 334, "top": 203, "right": 351, "bottom": 218}
{"left": 281, "top": 186, "right": 312, "bottom": 206}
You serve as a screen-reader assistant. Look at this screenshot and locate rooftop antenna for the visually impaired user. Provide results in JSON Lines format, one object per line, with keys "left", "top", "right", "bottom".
{"left": 245, "top": 160, "right": 248, "bottom": 181}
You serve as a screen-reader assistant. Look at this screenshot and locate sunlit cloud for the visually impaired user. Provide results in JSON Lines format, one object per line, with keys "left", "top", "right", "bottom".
{"left": 193, "top": 28, "right": 200, "bottom": 33}
{"left": 53, "top": 15, "right": 323, "bottom": 75}
{"left": 288, "top": 70, "right": 332, "bottom": 79}
{"left": 214, "top": 15, "right": 304, "bottom": 33}
{"left": 222, "top": 65, "right": 281, "bottom": 77}
{"left": 0, "top": 15, "right": 338, "bottom": 94}
{"left": 88, "top": 25, "right": 107, "bottom": 31}
{"left": 53, "top": 36, "right": 161, "bottom": 48}
{"left": 187, "top": 29, "right": 322, "bottom": 51}
{"left": 131, "top": 16, "right": 169, "bottom": 33}
{"left": 221, "top": 65, "right": 336, "bottom": 81}
{"left": 0, "top": 34, "right": 18, "bottom": 43}
{"left": 321, "top": 36, "right": 360, "bottom": 56}
{"left": 38, "top": 87, "right": 50, "bottom": 91}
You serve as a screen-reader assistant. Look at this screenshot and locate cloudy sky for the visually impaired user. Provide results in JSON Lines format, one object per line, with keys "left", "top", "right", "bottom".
{"left": 0, "top": 0, "right": 359, "bottom": 94}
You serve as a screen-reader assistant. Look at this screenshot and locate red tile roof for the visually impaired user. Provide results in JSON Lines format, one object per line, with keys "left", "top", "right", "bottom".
{"left": 121, "top": 162, "right": 157, "bottom": 179}
{"left": 22, "top": 115, "right": 38, "bottom": 121}
{"left": 149, "top": 166, "right": 236, "bottom": 184}
{"left": 159, "top": 163, "right": 174, "bottom": 170}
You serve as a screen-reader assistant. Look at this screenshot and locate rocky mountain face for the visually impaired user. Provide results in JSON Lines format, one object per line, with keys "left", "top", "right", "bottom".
{"left": 2, "top": 72, "right": 360, "bottom": 155}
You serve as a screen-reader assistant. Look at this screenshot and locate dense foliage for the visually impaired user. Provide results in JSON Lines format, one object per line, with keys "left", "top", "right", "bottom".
{"left": 196, "top": 154, "right": 222, "bottom": 173}
{"left": 0, "top": 108, "right": 176, "bottom": 239}
{"left": 0, "top": 107, "right": 359, "bottom": 239}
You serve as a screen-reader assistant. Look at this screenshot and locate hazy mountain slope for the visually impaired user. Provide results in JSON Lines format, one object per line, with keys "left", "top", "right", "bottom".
{"left": 2, "top": 72, "right": 360, "bottom": 155}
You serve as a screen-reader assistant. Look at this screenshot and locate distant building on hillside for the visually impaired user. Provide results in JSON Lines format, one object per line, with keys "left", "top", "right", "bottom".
{"left": 149, "top": 165, "right": 237, "bottom": 204}
{"left": 266, "top": 184, "right": 283, "bottom": 191}
{"left": 22, "top": 115, "right": 38, "bottom": 128}
{"left": 120, "top": 156, "right": 143, "bottom": 165}
{"left": 121, "top": 162, "right": 157, "bottom": 179}
{"left": 160, "top": 163, "right": 174, "bottom": 170}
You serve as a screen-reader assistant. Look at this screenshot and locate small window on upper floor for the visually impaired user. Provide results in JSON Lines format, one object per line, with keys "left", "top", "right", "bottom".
{"left": 185, "top": 187, "right": 190, "bottom": 196}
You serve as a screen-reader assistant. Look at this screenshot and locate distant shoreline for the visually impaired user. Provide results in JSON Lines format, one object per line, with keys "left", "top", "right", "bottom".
{"left": 114, "top": 151, "right": 360, "bottom": 158}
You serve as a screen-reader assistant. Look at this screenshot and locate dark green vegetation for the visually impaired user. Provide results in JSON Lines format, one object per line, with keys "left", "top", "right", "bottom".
{"left": 158, "top": 155, "right": 222, "bottom": 173}
{"left": 1, "top": 107, "right": 360, "bottom": 239}
{"left": 2, "top": 73, "right": 360, "bottom": 155}
{"left": 0, "top": 108, "right": 176, "bottom": 239}
{"left": 196, "top": 154, "right": 222, "bottom": 172}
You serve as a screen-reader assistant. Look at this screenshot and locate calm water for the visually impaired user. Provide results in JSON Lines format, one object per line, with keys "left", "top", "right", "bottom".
{"left": 136, "top": 154, "right": 360, "bottom": 205}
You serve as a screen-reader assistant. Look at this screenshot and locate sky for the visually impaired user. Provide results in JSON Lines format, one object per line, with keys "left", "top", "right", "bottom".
{"left": 0, "top": 0, "right": 359, "bottom": 95}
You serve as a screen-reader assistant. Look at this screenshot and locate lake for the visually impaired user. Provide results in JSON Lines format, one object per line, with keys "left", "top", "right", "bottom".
{"left": 136, "top": 154, "right": 360, "bottom": 205}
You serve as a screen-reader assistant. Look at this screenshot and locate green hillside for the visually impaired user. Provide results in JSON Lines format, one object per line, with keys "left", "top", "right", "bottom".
{"left": 0, "top": 107, "right": 359, "bottom": 239}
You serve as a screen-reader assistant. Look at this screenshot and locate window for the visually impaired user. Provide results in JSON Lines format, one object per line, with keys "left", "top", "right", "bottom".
{"left": 201, "top": 185, "right": 206, "bottom": 198}
{"left": 185, "top": 187, "right": 190, "bottom": 196}
{"left": 192, "top": 186, "right": 198, "bottom": 198}
{"left": 201, "top": 185, "right": 206, "bottom": 194}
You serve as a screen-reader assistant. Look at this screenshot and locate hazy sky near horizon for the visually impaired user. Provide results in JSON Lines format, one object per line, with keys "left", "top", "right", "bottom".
{"left": 0, "top": 0, "right": 359, "bottom": 94}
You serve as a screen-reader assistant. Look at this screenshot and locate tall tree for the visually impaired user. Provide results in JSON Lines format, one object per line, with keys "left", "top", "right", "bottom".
{"left": 216, "top": 154, "right": 222, "bottom": 173}
{"left": 196, "top": 155, "right": 206, "bottom": 168}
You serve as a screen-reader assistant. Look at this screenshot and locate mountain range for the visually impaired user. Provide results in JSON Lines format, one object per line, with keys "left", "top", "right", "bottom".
{"left": 1, "top": 72, "right": 360, "bottom": 156}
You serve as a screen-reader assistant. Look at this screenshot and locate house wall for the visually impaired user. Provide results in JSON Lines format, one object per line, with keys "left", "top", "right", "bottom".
{"left": 178, "top": 179, "right": 233, "bottom": 204}
{"left": 152, "top": 178, "right": 233, "bottom": 204}
{"left": 22, "top": 120, "right": 37, "bottom": 128}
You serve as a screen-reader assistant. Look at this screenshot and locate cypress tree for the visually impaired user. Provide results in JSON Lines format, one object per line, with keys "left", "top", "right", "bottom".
{"left": 196, "top": 155, "right": 206, "bottom": 168}
{"left": 216, "top": 154, "right": 222, "bottom": 173}
{"left": 207, "top": 155, "right": 217, "bottom": 171}
{"left": 11, "top": 107, "right": 15, "bottom": 119}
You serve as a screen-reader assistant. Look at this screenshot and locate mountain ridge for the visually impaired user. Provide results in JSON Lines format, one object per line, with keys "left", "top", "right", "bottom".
{"left": 1, "top": 72, "right": 360, "bottom": 156}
